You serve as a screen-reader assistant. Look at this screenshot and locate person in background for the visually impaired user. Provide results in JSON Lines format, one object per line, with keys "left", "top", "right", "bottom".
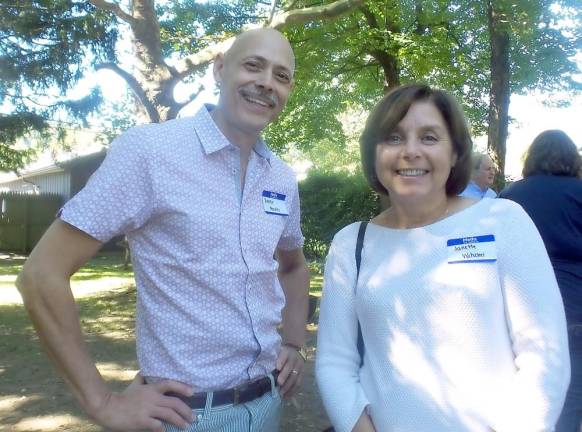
{"left": 316, "top": 84, "right": 570, "bottom": 432}
{"left": 16, "top": 28, "right": 309, "bottom": 432}
{"left": 499, "top": 129, "right": 582, "bottom": 432}
{"left": 459, "top": 152, "right": 497, "bottom": 198}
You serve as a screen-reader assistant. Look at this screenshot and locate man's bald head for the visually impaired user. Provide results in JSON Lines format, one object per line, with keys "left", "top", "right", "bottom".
{"left": 223, "top": 28, "right": 295, "bottom": 75}
{"left": 211, "top": 28, "right": 296, "bottom": 144}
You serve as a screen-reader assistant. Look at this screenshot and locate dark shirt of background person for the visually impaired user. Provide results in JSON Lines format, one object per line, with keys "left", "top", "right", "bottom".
{"left": 499, "top": 130, "right": 582, "bottom": 324}
{"left": 499, "top": 129, "right": 582, "bottom": 432}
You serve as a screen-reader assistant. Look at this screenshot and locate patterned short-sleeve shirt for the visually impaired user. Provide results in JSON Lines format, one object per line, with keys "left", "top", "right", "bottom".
{"left": 60, "top": 105, "right": 304, "bottom": 391}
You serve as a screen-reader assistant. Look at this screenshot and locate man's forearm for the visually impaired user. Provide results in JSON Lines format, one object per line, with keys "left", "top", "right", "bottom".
{"left": 17, "top": 270, "right": 109, "bottom": 416}
{"left": 279, "top": 263, "right": 310, "bottom": 347}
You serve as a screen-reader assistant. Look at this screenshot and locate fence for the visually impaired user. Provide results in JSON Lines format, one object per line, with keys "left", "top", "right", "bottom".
{"left": 0, "top": 192, "right": 62, "bottom": 253}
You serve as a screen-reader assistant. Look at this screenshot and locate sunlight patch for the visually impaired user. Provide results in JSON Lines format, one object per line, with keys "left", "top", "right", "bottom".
{"left": 70, "top": 276, "right": 134, "bottom": 297}
{"left": 0, "top": 394, "right": 41, "bottom": 412}
{"left": 97, "top": 364, "right": 137, "bottom": 381}
{"left": 13, "top": 413, "right": 83, "bottom": 431}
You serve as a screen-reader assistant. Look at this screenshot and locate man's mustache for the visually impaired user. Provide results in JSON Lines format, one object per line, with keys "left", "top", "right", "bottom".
{"left": 240, "top": 86, "right": 278, "bottom": 107}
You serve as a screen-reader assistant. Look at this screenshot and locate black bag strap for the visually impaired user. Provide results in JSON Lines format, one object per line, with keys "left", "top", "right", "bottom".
{"left": 355, "top": 221, "right": 368, "bottom": 367}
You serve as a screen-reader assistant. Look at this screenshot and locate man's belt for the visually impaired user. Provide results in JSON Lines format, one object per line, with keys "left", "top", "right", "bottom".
{"left": 167, "top": 370, "right": 279, "bottom": 409}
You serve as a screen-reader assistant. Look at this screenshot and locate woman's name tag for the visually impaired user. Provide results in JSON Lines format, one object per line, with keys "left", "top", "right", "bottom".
{"left": 447, "top": 235, "right": 497, "bottom": 264}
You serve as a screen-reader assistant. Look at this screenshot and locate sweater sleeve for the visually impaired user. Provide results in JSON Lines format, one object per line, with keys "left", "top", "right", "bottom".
{"left": 491, "top": 200, "right": 570, "bottom": 432}
{"left": 316, "top": 225, "right": 370, "bottom": 432}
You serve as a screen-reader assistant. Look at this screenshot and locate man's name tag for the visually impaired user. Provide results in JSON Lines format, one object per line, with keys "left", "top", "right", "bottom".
{"left": 447, "top": 235, "right": 497, "bottom": 264}
{"left": 262, "top": 190, "right": 288, "bottom": 216}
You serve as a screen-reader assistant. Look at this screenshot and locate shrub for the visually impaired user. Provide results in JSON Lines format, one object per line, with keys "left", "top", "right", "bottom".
{"left": 299, "top": 170, "right": 379, "bottom": 261}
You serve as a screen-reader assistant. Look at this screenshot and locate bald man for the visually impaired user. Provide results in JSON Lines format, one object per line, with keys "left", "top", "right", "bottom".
{"left": 17, "top": 28, "right": 309, "bottom": 432}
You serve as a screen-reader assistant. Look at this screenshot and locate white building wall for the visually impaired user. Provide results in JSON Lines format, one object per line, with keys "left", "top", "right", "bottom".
{"left": 0, "top": 179, "right": 37, "bottom": 194}
{"left": 28, "top": 172, "right": 71, "bottom": 198}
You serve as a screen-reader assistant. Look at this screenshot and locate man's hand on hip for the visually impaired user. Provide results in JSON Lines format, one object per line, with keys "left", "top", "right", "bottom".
{"left": 90, "top": 373, "right": 194, "bottom": 432}
{"left": 276, "top": 345, "right": 306, "bottom": 399}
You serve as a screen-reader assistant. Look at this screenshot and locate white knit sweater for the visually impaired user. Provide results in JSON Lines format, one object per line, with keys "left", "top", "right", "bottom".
{"left": 316, "top": 198, "right": 570, "bottom": 432}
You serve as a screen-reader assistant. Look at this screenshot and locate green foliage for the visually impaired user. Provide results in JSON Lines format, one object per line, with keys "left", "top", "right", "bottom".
{"left": 0, "top": 0, "right": 118, "bottom": 170}
{"left": 0, "top": 0, "right": 579, "bottom": 173}
{"left": 157, "top": 0, "right": 260, "bottom": 56}
{"left": 0, "top": 114, "right": 43, "bottom": 171}
{"left": 267, "top": 0, "right": 491, "bottom": 153}
{"left": 267, "top": 0, "right": 580, "bottom": 155}
{"left": 506, "top": 0, "right": 581, "bottom": 95}
{"left": 299, "top": 169, "right": 379, "bottom": 261}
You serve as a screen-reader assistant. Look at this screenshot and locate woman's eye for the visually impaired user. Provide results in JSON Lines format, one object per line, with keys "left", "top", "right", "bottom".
{"left": 386, "top": 134, "right": 402, "bottom": 144}
{"left": 422, "top": 135, "right": 438, "bottom": 143}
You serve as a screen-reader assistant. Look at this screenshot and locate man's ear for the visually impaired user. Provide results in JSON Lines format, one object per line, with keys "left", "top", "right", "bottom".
{"left": 213, "top": 53, "right": 225, "bottom": 84}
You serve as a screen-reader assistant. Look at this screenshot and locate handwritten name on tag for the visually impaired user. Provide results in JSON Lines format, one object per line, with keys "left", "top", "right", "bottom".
{"left": 447, "top": 235, "right": 497, "bottom": 264}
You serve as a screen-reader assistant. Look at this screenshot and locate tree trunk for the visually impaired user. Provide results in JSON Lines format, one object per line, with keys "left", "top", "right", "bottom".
{"left": 487, "top": 0, "right": 510, "bottom": 188}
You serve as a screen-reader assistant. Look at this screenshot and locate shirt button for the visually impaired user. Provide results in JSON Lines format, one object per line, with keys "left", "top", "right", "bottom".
{"left": 197, "top": 414, "right": 203, "bottom": 421}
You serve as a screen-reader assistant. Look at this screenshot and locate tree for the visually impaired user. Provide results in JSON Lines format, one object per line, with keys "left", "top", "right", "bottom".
{"left": 273, "top": 0, "right": 580, "bottom": 182}
{"left": 0, "top": 0, "right": 364, "bottom": 171}
{"left": 0, "top": 0, "right": 117, "bottom": 170}
{"left": 269, "top": 0, "right": 501, "bottom": 158}
{"left": 485, "top": 0, "right": 581, "bottom": 183}
{"left": 2, "top": 0, "right": 579, "bottom": 178}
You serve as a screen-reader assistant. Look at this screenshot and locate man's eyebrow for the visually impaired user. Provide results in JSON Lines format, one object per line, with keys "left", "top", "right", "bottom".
{"left": 242, "top": 55, "right": 292, "bottom": 73}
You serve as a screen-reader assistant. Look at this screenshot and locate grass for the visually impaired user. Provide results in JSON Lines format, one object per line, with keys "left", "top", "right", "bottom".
{"left": 0, "top": 252, "right": 330, "bottom": 431}
{"left": 309, "top": 274, "right": 323, "bottom": 296}
{"left": 0, "top": 252, "right": 134, "bottom": 301}
{"left": 0, "top": 252, "right": 138, "bottom": 431}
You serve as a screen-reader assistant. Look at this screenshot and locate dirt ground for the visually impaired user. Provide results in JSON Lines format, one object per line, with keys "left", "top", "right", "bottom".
{"left": 0, "top": 286, "right": 331, "bottom": 432}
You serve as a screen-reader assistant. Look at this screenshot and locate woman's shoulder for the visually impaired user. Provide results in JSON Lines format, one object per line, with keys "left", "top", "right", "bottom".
{"left": 451, "top": 196, "right": 523, "bottom": 219}
{"left": 328, "top": 221, "right": 370, "bottom": 253}
{"left": 333, "top": 221, "right": 365, "bottom": 242}
{"left": 484, "top": 196, "right": 526, "bottom": 214}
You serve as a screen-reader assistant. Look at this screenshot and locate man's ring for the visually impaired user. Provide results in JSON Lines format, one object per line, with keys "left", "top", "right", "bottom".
{"left": 291, "top": 370, "right": 299, "bottom": 375}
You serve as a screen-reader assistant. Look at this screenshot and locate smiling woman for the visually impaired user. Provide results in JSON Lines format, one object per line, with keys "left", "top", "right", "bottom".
{"left": 359, "top": 84, "right": 472, "bottom": 229}
{"left": 316, "top": 83, "right": 571, "bottom": 432}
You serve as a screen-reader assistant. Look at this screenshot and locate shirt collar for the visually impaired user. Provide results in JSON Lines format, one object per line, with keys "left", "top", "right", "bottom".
{"left": 471, "top": 180, "right": 488, "bottom": 193}
{"left": 193, "top": 104, "right": 272, "bottom": 162}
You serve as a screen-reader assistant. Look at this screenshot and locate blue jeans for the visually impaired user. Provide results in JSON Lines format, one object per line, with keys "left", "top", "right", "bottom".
{"left": 556, "top": 325, "right": 582, "bottom": 432}
{"left": 164, "top": 374, "right": 281, "bottom": 432}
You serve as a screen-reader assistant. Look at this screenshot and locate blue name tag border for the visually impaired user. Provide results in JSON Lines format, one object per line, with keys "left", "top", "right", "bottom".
{"left": 262, "top": 190, "right": 286, "bottom": 201}
{"left": 449, "top": 259, "right": 497, "bottom": 264}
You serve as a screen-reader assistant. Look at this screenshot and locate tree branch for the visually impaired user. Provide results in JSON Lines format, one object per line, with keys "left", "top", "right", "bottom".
{"left": 270, "top": 0, "right": 364, "bottom": 29}
{"left": 267, "top": 0, "right": 278, "bottom": 25}
{"left": 173, "top": 38, "right": 233, "bottom": 79}
{"left": 359, "top": 4, "right": 379, "bottom": 29}
{"left": 0, "top": 92, "right": 59, "bottom": 107}
{"left": 167, "top": 85, "right": 204, "bottom": 119}
{"left": 174, "top": 0, "right": 363, "bottom": 78}
{"left": 95, "top": 62, "right": 159, "bottom": 122}
{"left": 88, "top": 0, "right": 135, "bottom": 25}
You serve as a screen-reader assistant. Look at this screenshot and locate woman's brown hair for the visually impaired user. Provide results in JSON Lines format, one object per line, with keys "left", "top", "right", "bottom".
{"left": 522, "top": 130, "right": 581, "bottom": 178}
